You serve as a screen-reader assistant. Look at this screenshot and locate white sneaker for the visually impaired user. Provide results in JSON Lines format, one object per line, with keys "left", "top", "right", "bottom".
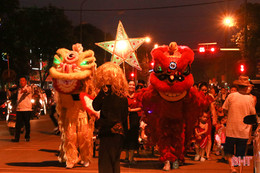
{"left": 200, "top": 157, "right": 206, "bottom": 162}
{"left": 83, "top": 161, "right": 90, "bottom": 167}
{"left": 194, "top": 154, "right": 200, "bottom": 161}
{"left": 163, "top": 160, "right": 170, "bottom": 171}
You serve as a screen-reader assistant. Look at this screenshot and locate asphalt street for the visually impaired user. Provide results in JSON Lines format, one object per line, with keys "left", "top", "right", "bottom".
{"left": 0, "top": 115, "right": 254, "bottom": 173}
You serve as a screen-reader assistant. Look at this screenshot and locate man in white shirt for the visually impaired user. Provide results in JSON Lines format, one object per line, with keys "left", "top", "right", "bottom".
{"left": 222, "top": 75, "right": 256, "bottom": 173}
{"left": 11, "top": 76, "right": 33, "bottom": 142}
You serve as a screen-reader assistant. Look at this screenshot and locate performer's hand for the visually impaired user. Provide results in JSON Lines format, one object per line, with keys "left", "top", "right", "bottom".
{"left": 102, "top": 85, "right": 108, "bottom": 93}
{"left": 102, "top": 85, "right": 111, "bottom": 95}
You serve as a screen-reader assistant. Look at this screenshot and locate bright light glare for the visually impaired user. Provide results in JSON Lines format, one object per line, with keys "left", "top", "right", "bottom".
{"left": 240, "top": 64, "right": 245, "bottom": 72}
{"left": 116, "top": 40, "right": 127, "bottom": 51}
{"left": 145, "top": 37, "right": 151, "bottom": 43}
{"left": 199, "top": 46, "right": 206, "bottom": 53}
{"left": 210, "top": 47, "right": 216, "bottom": 52}
{"left": 223, "top": 17, "right": 234, "bottom": 27}
{"left": 154, "top": 44, "right": 158, "bottom": 48}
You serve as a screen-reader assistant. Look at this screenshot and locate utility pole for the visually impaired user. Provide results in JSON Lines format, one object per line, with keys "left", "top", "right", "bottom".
{"left": 80, "top": 0, "right": 88, "bottom": 43}
{"left": 244, "top": 0, "right": 248, "bottom": 60}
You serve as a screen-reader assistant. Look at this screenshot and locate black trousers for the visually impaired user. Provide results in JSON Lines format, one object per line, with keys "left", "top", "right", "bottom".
{"left": 15, "top": 111, "right": 32, "bottom": 140}
{"left": 49, "top": 105, "right": 58, "bottom": 127}
{"left": 98, "top": 134, "right": 123, "bottom": 173}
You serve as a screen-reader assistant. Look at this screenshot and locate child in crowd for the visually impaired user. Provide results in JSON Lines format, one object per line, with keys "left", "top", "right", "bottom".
{"left": 215, "top": 116, "right": 227, "bottom": 161}
{"left": 194, "top": 112, "right": 209, "bottom": 162}
{"left": 215, "top": 103, "right": 225, "bottom": 117}
{"left": 229, "top": 85, "right": 238, "bottom": 93}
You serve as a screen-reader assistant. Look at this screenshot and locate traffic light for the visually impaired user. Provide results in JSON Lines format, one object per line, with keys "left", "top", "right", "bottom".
{"left": 239, "top": 64, "right": 245, "bottom": 73}
{"left": 197, "top": 43, "right": 218, "bottom": 54}
{"left": 198, "top": 46, "right": 206, "bottom": 53}
{"left": 237, "top": 60, "right": 248, "bottom": 75}
{"left": 209, "top": 46, "right": 217, "bottom": 53}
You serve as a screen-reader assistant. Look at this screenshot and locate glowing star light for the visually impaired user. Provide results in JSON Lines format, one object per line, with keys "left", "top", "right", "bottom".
{"left": 95, "top": 21, "right": 145, "bottom": 71}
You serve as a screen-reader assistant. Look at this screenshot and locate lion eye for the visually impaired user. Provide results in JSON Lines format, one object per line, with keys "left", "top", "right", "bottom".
{"left": 183, "top": 65, "right": 191, "bottom": 76}
{"left": 80, "top": 60, "right": 88, "bottom": 66}
{"left": 154, "top": 65, "right": 163, "bottom": 73}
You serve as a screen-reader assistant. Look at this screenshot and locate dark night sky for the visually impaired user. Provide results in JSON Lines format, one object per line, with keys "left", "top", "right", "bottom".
{"left": 19, "top": 0, "right": 259, "bottom": 49}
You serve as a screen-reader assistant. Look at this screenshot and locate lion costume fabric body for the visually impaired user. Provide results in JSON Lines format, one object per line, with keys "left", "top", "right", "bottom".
{"left": 141, "top": 42, "right": 208, "bottom": 164}
{"left": 49, "top": 43, "right": 97, "bottom": 168}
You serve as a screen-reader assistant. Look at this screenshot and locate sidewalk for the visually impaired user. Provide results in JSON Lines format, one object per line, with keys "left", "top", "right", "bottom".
{"left": 0, "top": 115, "right": 254, "bottom": 173}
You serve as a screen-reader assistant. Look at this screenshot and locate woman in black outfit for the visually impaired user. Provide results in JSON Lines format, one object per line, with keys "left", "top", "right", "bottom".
{"left": 123, "top": 80, "right": 142, "bottom": 164}
{"left": 93, "top": 62, "right": 128, "bottom": 173}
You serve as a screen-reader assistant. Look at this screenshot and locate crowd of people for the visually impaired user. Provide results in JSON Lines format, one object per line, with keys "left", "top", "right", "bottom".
{"left": 6, "top": 71, "right": 257, "bottom": 173}
{"left": 192, "top": 76, "right": 257, "bottom": 173}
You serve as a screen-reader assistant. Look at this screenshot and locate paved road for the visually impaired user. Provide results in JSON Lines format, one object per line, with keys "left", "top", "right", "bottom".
{"left": 0, "top": 115, "right": 254, "bottom": 173}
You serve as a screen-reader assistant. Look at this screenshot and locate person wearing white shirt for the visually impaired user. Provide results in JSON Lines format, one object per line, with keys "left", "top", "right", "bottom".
{"left": 222, "top": 75, "right": 256, "bottom": 173}
{"left": 11, "top": 76, "right": 33, "bottom": 142}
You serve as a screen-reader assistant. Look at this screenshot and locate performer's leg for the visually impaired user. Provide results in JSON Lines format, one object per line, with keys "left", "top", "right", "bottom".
{"left": 99, "top": 136, "right": 113, "bottom": 173}
{"left": 78, "top": 118, "right": 93, "bottom": 166}
{"left": 158, "top": 120, "right": 185, "bottom": 171}
{"left": 58, "top": 132, "right": 66, "bottom": 163}
{"left": 57, "top": 110, "right": 66, "bottom": 163}
{"left": 64, "top": 123, "right": 78, "bottom": 168}
{"left": 99, "top": 135, "right": 123, "bottom": 173}
{"left": 49, "top": 105, "right": 58, "bottom": 127}
{"left": 24, "top": 111, "right": 31, "bottom": 140}
{"left": 14, "top": 111, "right": 23, "bottom": 141}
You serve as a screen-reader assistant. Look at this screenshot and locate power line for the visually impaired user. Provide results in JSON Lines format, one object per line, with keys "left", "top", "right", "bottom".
{"left": 20, "top": 0, "right": 237, "bottom": 12}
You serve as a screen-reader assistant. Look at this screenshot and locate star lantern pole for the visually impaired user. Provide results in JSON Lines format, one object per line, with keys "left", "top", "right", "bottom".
{"left": 95, "top": 20, "right": 146, "bottom": 72}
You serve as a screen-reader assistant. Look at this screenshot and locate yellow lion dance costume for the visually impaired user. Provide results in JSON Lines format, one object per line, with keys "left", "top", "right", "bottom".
{"left": 49, "top": 43, "right": 97, "bottom": 169}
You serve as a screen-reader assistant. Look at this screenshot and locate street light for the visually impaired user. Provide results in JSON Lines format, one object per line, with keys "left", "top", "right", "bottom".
{"left": 145, "top": 37, "right": 151, "bottom": 43}
{"left": 222, "top": 16, "right": 235, "bottom": 47}
{"left": 222, "top": 16, "right": 235, "bottom": 83}
{"left": 80, "top": 0, "right": 88, "bottom": 43}
{"left": 223, "top": 17, "right": 234, "bottom": 27}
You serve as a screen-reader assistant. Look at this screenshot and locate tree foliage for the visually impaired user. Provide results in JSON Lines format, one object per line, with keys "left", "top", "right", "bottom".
{"left": 0, "top": 1, "right": 111, "bottom": 88}
{"left": 232, "top": 3, "right": 260, "bottom": 77}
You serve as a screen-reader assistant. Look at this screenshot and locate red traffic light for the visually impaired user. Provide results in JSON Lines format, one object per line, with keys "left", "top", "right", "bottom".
{"left": 210, "top": 47, "right": 216, "bottom": 53}
{"left": 198, "top": 42, "right": 218, "bottom": 54}
{"left": 236, "top": 60, "right": 248, "bottom": 75}
{"left": 198, "top": 46, "right": 206, "bottom": 53}
{"left": 239, "top": 64, "right": 245, "bottom": 73}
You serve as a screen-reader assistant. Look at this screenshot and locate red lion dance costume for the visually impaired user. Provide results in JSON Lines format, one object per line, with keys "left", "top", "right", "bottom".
{"left": 141, "top": 42, "right": 208, "bottom": 171}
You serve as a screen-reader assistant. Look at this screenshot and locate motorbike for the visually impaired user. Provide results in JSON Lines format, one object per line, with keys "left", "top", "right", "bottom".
{"left": 244, "top": 114, "right": 260, "bottom": 173}
{"left": 5, "top": 99, "right": 17, "bottom": 136}
{"left": 0, "top": 90, "right": 8, "bottom": 120}
{"left": 31, "top": 91, "right": 42, "bottom": 119}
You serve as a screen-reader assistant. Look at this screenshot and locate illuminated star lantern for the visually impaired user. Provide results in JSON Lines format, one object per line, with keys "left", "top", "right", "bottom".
{"left": 95, "top": 21, "right": 146, "bottom": 71}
